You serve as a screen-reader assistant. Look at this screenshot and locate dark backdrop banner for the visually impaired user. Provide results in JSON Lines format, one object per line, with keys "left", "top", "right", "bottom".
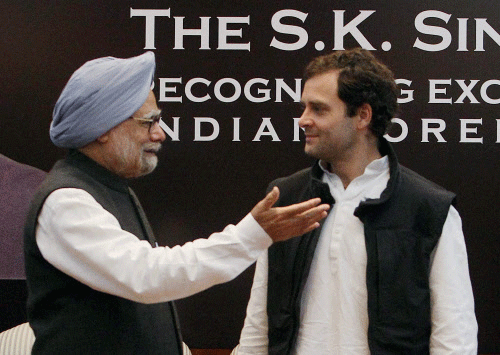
{"left": 0, "top": 0, "right": 498, "bottom": 352}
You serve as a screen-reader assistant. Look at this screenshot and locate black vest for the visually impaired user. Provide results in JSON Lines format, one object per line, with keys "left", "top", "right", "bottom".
{"left": 24, "top": 150, "right": 182, "bottom": 355}
{"left": 266, "top": 140, "right": 455, "bottom": 355}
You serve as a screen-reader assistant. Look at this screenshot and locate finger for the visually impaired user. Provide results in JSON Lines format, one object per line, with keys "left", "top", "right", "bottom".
{"left": 299, "top": 221, "right": 322, "bottom": 235}
{"left": 298, "top": 204, "right": 330, "bottom": 220}
{"left": 277, "top": 197, "right": 324, "bottom": 216}
{"left": 259, "top": 186, "right": 280, "bottom": 210}
{"left": 293, "top": 210, "right": 329, "bottom": 232}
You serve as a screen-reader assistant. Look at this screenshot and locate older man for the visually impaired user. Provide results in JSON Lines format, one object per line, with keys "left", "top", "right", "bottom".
{"left": 23, "top": 52, "right": 329, "bottom": 355}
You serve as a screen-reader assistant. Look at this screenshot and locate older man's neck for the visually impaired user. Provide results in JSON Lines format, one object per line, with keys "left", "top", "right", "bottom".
{"left": 78, "top": 143, "right": 118, "bottom": 176}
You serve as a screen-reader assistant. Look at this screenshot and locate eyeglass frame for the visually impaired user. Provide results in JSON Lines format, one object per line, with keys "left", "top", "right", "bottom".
{"left": 130, "top": 109, "right": 162, "bottom": 133}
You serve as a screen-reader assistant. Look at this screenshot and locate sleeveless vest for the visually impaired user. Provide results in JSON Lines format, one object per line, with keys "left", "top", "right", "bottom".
{"left": 266, "top": 140, "right": 456, "bottom": 355}
{"left": 24, "top": 150, "right": 182, "bottom": 355}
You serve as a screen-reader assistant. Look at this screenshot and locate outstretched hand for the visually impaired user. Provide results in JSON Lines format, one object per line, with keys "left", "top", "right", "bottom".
{"left": 251, "top": 187, "right": 330, "bottom": 242}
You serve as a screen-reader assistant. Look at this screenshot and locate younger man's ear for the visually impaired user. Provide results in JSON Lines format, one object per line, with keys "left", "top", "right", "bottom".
{"left": 356, "top": 103, "right": 373, "bottom": 130}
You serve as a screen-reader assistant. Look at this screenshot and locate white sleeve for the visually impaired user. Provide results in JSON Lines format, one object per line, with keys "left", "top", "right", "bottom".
{"left": 36, "top": 188, "right": 272, "bottom": 304}
{"left": 429, "top": 206, "right": 478, "bottom": 354}
{"left": 237, "top": 250, "right": 269, "bottom": 355}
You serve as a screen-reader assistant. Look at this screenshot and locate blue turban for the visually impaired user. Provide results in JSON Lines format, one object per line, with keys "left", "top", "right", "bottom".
{"left": 50, "top": 52, "right": 156, "bottom": 148}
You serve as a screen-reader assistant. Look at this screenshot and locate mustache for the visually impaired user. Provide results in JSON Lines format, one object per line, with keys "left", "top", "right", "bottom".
{"left": 142, "top": 142, "right": 162, "bottom": 153}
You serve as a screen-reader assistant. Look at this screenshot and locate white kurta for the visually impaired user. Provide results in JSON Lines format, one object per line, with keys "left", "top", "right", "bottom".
{"left": 238, "top": 156, "right": 477, "bottom": 354}
{"left": 35, "top": 188, "right": 272, "bottom": 304}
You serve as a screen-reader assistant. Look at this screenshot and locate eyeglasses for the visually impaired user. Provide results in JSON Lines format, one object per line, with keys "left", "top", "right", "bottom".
{"left": 130, "top": 112, "right": 162, "bottom": 133}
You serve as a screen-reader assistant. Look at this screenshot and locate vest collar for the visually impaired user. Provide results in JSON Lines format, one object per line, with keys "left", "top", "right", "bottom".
{"left": 354, "top": 138, "right": 401, "bottom": 217}
{"left": 65, "top": 149, "right": 130, "bottom": 193}
{"left": 309, "top": 162, "right": 335, "bottom": 205}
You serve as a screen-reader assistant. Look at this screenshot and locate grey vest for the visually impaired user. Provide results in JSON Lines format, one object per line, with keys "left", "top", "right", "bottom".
{"left": 24, "top": 150, "right": 182, "bottom": 355}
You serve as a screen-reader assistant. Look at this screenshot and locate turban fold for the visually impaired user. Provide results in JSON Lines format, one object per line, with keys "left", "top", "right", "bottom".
{"left": 50, "top": 52, "right": 156, "bottom": 148}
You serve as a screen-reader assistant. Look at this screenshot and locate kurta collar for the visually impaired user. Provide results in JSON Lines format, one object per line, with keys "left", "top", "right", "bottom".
{"left": 308, "top": 138, "right": 401, "bottom": 210}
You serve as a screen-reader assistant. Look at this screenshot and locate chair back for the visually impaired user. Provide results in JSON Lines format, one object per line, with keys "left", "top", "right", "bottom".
{"left": 0, "top": 323, "right": 35, "bottom": 355}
